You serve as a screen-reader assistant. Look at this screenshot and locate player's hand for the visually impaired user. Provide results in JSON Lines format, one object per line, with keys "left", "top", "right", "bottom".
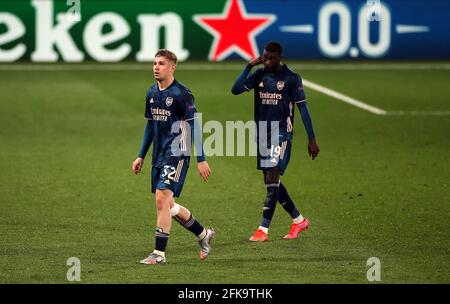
{"left": 132, "top": 157, "right": 144, "bottom": 174}
{"left": 249, "top": 56, "right": 262, "bottom": 67}
{"left": 308, "top": 138, "right": 320, "bottom": 160}
{"left": 197, "top": 161, "right": 211, "bottom": 182}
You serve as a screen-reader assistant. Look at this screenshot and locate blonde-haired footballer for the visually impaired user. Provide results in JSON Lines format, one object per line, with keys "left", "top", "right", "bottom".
{"left": 132, "top": 49, "right": 214, "bottom": 264}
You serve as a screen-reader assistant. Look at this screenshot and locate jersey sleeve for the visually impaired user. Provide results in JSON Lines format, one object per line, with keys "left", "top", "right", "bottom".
{"left": 181, "top": 88, "right": 197, "bottom": 120}
{"left": 144, "top": 89, "right": 152, "bottom": 120}
{"left": 289, "top": 74, "right": 307, "bottom": 104}
{"left": 243, "top": 68, "right": 262, "bottom": 91}
{"left": 180, "top": 87, "right": 205, "bottom": 162}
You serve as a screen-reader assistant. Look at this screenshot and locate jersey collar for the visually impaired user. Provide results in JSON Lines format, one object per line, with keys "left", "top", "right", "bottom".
{"left": 265, "top": 63, "right": 287, "bottom": 76}
{"left": 157, "top": 78, "right": 177, "bottom": 92}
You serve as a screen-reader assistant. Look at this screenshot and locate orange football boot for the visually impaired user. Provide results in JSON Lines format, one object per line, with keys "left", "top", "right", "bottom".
{"left": 283, "top": 218, "right": 309, "bottom": 239}
{"left": 249, "top": 228, "right": 269, "bottom": 242}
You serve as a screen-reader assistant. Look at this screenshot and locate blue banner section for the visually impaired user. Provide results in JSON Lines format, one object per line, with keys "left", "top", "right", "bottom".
{"left": 248, "top": 0, "right": 450, "bottom": 59}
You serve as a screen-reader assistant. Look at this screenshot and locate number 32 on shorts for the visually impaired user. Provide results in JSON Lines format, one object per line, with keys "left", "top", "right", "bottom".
{"left": 161, "top": 165, "right": 176, "bottom": 184}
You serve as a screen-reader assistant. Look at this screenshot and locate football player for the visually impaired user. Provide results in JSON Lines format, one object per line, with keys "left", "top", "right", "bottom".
{"left": 132, "top": 49, "right": 214, "bottom": 264}
{"left": 231, "top": 42, "right": 319, "bottom": 241}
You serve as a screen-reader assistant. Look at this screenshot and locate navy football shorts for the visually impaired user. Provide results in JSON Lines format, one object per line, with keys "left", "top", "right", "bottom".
{"left": 151, "top": 158, "right": 189, "bottom": 197}
{"left": 257, "top": 139, "right": 292, "bottom": 175}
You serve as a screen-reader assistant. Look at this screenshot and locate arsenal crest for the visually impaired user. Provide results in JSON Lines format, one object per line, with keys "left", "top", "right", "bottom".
{"left": 277, "top": 81, "right": 285, "bottom": 90}
{"left": 165, "top": 97, "right": 173, "bottom": 106}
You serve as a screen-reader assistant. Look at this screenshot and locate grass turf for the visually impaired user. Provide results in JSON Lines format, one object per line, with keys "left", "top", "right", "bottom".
{"left": 0, "top": 62, "right": 449, "bottom": 283}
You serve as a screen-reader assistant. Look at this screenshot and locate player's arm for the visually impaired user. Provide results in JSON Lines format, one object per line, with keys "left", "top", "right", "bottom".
{"left": 183, "top": 89, "right": 211, "bottom": 181}
{"left": 290, "top": 75, "right": 320, "bottom": 160}
{"left": 297, "top": 102, "right": 319, "bottom": 160}
{"left": 132, "top": 120, "right": 154, "bottom": 174}
{"left": 231, "top": 57, "right": 262, "bottom": 95}
{"left": 187, "top": 116, "right": 211, "bottom": 182}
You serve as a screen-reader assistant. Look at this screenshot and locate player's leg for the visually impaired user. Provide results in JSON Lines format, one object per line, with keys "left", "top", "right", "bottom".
{"left": 140, "top": 189, "right": 172, "bottom": 265}
{"left": 276, "top": 141, "right": 309, "bottom": 239}
{"left": 155, "top": 188, "right": 173, "bottom": 239}
{"left": 279, "top": 182, "right": 309, "bottom": 239}
{"left": 163, "top": 159, "right": 214, "bottom": 260}
{"left": 274, "top": 140, "right": 303, "bottom": 221}
{"left": 170, "top": 201, "right": 205, "bottom": 238}
{"left": 249, "top": 167, "right": 280, "bottom": 242}
{"left": 267, "top": 139, "right": 310, "bottom": 239}
{"left": 168, "top": 159, "right": 209, "bottom": 241}
{"left": 278, "top": 182, "right": 303, "bottom": 222}
{"left": 170, "top": 200, "right": 215, "bottom": 260}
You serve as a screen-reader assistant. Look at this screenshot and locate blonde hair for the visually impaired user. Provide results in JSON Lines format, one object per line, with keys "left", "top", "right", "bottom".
{"left": 154, "top": 49, "right": 177, "bottom": 64}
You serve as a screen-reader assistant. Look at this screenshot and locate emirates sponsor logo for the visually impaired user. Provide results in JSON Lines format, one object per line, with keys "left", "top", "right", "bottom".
{"left": 151, "top": 107, "right": 171, "bottom": 121}
{"left": 259, "top": 92, "right": 282, "bottom": 100}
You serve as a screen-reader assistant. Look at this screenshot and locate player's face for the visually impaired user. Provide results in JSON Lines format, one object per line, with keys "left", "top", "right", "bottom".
{"left": 262, "top": 50, "right": 281, "bottom": 72}
{"left": 153, "top": 56, "right": 176, "bottom": 81}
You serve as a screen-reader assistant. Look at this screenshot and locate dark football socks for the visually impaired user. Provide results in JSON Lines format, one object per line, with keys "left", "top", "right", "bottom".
{"left": 174, "top": 213, "right": 205, "bottom": 238}
{"left": 278, "top": 182, "right": 301, "bottom": 219}
{"left": 260, "top": 183, "right": 280, "bottom": 228}
{"left": 155, "top": 227, "right": 169, "bottom": 253}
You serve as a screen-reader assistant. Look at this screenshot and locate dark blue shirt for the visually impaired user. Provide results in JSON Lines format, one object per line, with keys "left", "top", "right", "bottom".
{"left": 243, "top": 64, "right": 307, "bottom": 142}
{"left": 144, "top": 79, "right": 200, "bottom": 168}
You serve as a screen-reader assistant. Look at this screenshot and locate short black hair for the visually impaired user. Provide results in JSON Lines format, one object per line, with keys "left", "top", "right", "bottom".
{"left": 264, "top": 41, "right": 283, "bottom": 55}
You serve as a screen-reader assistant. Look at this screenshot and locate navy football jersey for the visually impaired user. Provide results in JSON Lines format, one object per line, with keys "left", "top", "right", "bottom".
{"left": 243, "top": 64, "right": 306, "bottom": 143}
{"left": 144, "top": 79, "right": 197, "bottom": 168}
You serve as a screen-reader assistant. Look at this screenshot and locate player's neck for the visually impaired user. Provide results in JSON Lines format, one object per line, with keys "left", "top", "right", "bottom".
{"left": 157, "top": 76, "right": 175, "bottom": 91}
{"left": 269, "top": 63, "right": 282, "bottom": 74}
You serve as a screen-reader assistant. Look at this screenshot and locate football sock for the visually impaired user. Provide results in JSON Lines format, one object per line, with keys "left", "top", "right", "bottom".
{"left": 154, "top": 227, "right": 169, "bottom": 253}
{"left": 293, "top": 214, "right": 304, "bottom": 224}
{"left": 197, "top": 228, "right": 207, "bottom": 240}
{"left": 278, "top": 182, "right": 301, "bottom": 219}
{"left": 175, "top": 213, "right": 205, "bottom": 238}
{"left": 258, "top": 226, "right": 269, "bottom": 234}
{"left": 260, "top": 184, "right": 279, "bottom": 228}
{"left": 153, "top": 249, "right": 165, "bottom": 257}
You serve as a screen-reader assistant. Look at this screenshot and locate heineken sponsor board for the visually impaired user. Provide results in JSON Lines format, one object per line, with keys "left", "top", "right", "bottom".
{"left": 0, "top": 0, "right": 449, "bottom": 62}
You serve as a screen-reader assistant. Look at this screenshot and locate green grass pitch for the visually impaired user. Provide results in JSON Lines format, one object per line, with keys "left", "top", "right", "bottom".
{"left": 0, "top": 62, "right": 449, "bottom": 283}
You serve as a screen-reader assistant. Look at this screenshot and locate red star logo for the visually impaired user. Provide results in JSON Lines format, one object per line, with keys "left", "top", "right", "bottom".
{"left": 193, "top": 0, "right": 276, "bottom": 61}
